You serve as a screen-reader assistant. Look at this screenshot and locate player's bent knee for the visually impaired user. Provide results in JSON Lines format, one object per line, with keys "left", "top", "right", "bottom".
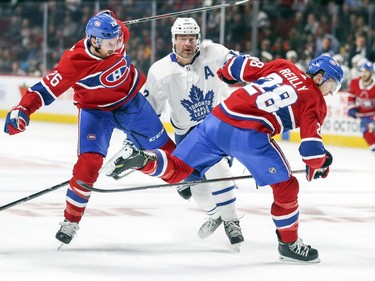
{"left": 72, "top": 152, "right": 104, "bottom": 184}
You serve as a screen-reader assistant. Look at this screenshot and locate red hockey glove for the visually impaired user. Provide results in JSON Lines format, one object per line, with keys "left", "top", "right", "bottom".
{"left": 4, "top": 105, "right": 30, "bottom": 135}
{"left": 305, "top": 150, "right": 333, "bottom": 182}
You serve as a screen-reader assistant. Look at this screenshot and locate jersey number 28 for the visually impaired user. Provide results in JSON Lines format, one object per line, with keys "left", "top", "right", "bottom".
{"left": 244, "top": 73, "right": 297, "bottom": 113}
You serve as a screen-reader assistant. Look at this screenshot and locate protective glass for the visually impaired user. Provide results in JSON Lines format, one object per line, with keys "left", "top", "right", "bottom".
{"left": 325, "top": 78, "right": 341, "bottom": 95}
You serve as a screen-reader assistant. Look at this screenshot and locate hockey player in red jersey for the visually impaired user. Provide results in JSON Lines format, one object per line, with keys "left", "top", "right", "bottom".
{"left": 3, "top": 11, "right": 175, "bottom": 245}
{"left": 106, "top": 55, "right": 343, "bottom": 263}
{"left": 347, "top": 61, "right": 375, "bottom": 155}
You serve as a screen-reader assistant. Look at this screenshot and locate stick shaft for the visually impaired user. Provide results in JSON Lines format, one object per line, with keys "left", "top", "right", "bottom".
{"left": 78, "top": 169, "right": 306, "bottom": 193}
{"left": 123, "top": 0, "right": 250, "bottom": 25}
{"left": 0, "top": 180, "right": 69, "bottom": 211}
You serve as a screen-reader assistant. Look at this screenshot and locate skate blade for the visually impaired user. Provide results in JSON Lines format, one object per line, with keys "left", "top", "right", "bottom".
{"left": 57, "top": 243, "right": 65, "bottom": 251}
{"left": 229, "top": 242, "right": 242, "bottom": 252}
{"left": 279, "top": 256, "right": 321, "bottom": 264}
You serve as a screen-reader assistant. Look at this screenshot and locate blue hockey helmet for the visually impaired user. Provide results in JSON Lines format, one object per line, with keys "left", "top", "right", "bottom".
{"left": 359, "top": 61, "right": 374, "bottom": 72}
{"left": 307, "top": 55, "right": 344, "bottom": 86}
{"left": 85, "top": 13, "right": 121, "bottom": 48}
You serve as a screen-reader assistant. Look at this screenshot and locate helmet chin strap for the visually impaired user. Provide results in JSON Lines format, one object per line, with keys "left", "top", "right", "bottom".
{"left": 93, "top": 37, "right": 102, "bottom": 53}
{"left": 87, "top": 36, "right": 103, "bottom": 55}
{"left": 87, "top": 36, "right": 100, "bottom": 52}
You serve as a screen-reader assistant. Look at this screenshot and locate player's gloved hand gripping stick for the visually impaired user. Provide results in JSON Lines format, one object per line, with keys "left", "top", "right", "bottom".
{"left": 305, "top": 150, "right": 333, "bottom": 182}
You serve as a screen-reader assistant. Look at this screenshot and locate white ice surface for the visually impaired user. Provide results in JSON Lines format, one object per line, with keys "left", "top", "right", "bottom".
{"left": 0, "top": 121, "right": 374, "bottom": 281}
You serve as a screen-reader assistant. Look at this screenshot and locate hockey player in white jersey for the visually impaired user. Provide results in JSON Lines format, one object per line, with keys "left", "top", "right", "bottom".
{"left": 141, "top": 17, "right": 243, "bottom": 245}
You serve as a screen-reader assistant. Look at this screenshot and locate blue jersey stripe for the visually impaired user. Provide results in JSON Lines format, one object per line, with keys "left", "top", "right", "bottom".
{"left": 30, "top": 82, "right": 55, "bottom": 105}
{"left": 299, "top": 139, "right": 325, "bottom": 158}
{"left": 273, "top": 211, "right": 299, "bottom": 228}
{"left": 67, "top": 188, "right": 88, "bottom": 204}
{"left": 212, "top": 185, "right": 235, "bottom": 195}
{"left": 218, "top": 104, "right": 274, "bottom": 132}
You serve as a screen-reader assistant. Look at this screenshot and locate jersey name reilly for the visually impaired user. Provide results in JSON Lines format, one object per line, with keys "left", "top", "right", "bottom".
{"left": 279, "top": 68, "right": 308, "bottom": 91}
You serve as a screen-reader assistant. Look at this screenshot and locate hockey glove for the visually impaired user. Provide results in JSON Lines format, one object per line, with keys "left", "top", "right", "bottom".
{"left": 348, "top": 108, "right": 358, "bottom": 119}
{"left": 305, "top": 150, "right": 333, "bottom": 182}
{"left": 4, "top": 105, "right": 30, "bottom": 135}
{"left": 217, "top": 72, "right": 238, "bottom": 85}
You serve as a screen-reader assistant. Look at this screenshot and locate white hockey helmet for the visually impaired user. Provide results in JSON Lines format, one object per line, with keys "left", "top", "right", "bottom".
{"left": 171, "top": 17, "right": 201, "bottom": 53}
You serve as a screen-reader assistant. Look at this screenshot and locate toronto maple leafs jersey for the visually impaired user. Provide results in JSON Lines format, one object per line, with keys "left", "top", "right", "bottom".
{"left": 143, "top": 43, "right": 238, "bottom": 135}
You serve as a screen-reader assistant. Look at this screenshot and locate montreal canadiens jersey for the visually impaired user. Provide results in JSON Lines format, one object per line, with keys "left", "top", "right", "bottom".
{"left": 143, "top": 43, "right": 238, "bottom": 135}
{"left": 348, "top": 77, "right": 375, "bottom": 117}
{"left": 214, "top": 56, "right": 329, "bottom": 168}
{"left": 27, "top": 36, "right": 144, "bottom": 111}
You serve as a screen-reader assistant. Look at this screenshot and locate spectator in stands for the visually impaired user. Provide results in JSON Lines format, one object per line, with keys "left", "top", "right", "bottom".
{"left": 286, "top": 50, "right": 306, "bottom": 72}
{"left": 348, "top": 32, "right": 369, "bottom": 68}
{"left": 315, "top": 34, "right": 339, "bottom": 57}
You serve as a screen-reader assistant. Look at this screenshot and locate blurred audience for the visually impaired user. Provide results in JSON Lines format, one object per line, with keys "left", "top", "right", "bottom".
{"left": 0, "top": 0, "right": 374, "bottom": 91}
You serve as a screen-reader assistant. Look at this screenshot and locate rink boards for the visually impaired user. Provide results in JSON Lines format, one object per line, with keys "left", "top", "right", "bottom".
{"left": 0, "top": 75, "right": 366, "bottom": 148}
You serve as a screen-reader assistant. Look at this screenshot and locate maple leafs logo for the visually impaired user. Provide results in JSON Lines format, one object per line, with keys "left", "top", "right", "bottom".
{"left": 180, "top": 85, "right": 214, "bottom": 122}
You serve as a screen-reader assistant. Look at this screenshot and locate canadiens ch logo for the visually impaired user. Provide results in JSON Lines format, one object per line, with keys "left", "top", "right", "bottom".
{"left": 99, "top": 57, "right": 130, "bottom": 88}
{"left": 181, "top": 85, "right": 214, "bottom": 122}
{"left": 87, "top": 134, "right": 96, "bottom": 140}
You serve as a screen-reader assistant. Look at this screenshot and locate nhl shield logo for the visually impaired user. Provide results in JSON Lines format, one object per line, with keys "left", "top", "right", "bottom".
{"left": 269, "top": 167, "right": 277, "bottom": 174}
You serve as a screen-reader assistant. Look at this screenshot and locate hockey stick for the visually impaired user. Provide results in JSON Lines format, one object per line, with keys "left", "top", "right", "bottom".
{"left": 0, "top": 180, "right": 69, "bottom": 212}
{"left": 123, "top": 0, "right": 250, "bottom": 25}
{"left": 77, "top": 169, "right": 306, "bottom": 193}
{"left": 0, "top": 169, "right": 134, "bottom": 211}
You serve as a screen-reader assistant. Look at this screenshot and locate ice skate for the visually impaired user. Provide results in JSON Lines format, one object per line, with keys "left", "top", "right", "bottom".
{"left": 102, "top": 141, "right": 156, "bottom": 178}
{"left": 224, "top": 219, "right": 244, "bottom": 246}
{"left": 101, "top": 140, "right": 136, "bottom": 177}
{"left": 55, "top": 219, "right": 80, "bottom": 247}
{"left": 177, "top": 186, "right": 192, "bottom": 200}
{"left": 277, "top": 231, "right": 320, "bottom": 263}
{"left": 198, "top": 216, "right": 223, "bottom": 239}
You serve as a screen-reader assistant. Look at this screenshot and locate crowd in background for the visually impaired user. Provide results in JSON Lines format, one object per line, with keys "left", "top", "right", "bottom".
{"left": 0, "top": 0, "right": 374, "bottom": 91}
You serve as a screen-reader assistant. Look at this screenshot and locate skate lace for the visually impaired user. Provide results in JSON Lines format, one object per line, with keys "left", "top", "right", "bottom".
{"left": 201, "top": 217, "right": 222, "bottom": 231}
{"left": 224, "top": 220, "right": 242, "bottom": 236}
{"left": 101, "top": 141, "right": 135, "bottom": 175}
{"left": 289, "top": 238, "right": 310, "bottom": 257}
{"left": 198, "top": 217, "right": 223, "bottom": 239}
{"left": 59, "top": 221, "right": 80, "bottom": 237}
